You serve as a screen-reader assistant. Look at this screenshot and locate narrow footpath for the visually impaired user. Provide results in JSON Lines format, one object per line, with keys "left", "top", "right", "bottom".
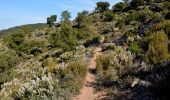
{"left": 72, "top": 47, "right": 102, "bottom": 100}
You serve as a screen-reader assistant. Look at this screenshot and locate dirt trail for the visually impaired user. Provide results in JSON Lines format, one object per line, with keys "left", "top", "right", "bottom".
{"left": 72, "top": 47, "right": 102, "bottom": 100}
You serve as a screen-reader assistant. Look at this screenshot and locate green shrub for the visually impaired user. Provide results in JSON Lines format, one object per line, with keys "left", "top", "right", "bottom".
{"left": 92, "top": 35, "right": 101, "bottom": 43}
{"left": 116, "top": 18, "right": 126, "bottom": 29}
{"left": 75, "top": 11, "right": 91, "bottom": 28}
{"left": 100, "top": 46, "right": 133, "bottom": 74}
{"left": 129, "top": 42, "right": 143, "bottom": 55}
{"left": 96, "top": 55, "right": 115, "bottom": 75}
{"left": 163, "top": 1, "right": 170, "bottom": 10}
{"left": 97, "top": 22, "right": 114, "bottom": 34}
{"left": 90, "top": 14, "right": 101, "bottom": 23}
{"left": 42, "top": 59, "right": 56, "bottom": 73}
{"left": 103, "top": 10, "right": 114, "bottom": 21}
{"left": 96, "top": 1, "right": 110, "bottom": 13}
{"left": 146, "top": 32, "right": 169, "bottom": 64}
{"left": 49, "top": 23, "right": 78, "bottom": 51}
{"left": 53, "top": 74, "right": 82, "bottom": 99}
{"left": 153, "top": 20, "right": 170, "bottom": 39}
{"left": 73, "top": 29, "right": 87, "bottom": 40}
{"left": 125, "top": 31, "right": 135, "bottom": 37}
{"left": 84, "top": 34, "right": 102, "bottom": 47}
{"left": 19, "top": 39, "right": 47, "bottom": 55}
{"left": 4, "top": 30, "right": 25, "bottom": 50}
{"left": 0, "top": 50, "right": 19, "bottom": 83}
{"left": 96, "top": 55, "right": 117, "bottom": 85}
{"left": 137, "top": 8, "right": 155, "bottom": 22}
{"left": 102, "top": 43, "right": 116, "bottom": 51}
{"left": 0, "top": 50, "right": 19, "bottom": 73}
{"left": 56, "top": 60, "right": 87, "bottom": 96}
{"left": 47, "top": 15, "right": 57, "bottom": 27}
{"left": 2, "top": 30, "right": 47, "bottom": 55}
{"left": 125, "top": 11, "right": 140, "bottom": 24}
{"left": 63, "top": 60, "right": 87, "bottom": 79}
{"left": 96, "top": 46, "right": 133, "bottom": 86}
{"left": 113, "top": 2, "right": 127, "bottom": 12}
{"left": 58, "top": 46, "right": 86, "bottom": 63}
{"left": 125, "top": 8, "right": 155, "bottom": 24}
{"left": 5, "top": 32, "right": 48, "bottom": 55}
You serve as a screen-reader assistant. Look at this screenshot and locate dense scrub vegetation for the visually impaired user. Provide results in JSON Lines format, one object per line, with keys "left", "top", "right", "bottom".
{"left": 0, "top": 0, "right": 170, "bottom": 99}
{"left": 94, "top": 0, "right": 170, "bottom": 99}
{"left": 0, "top": 50, "right": 19, "bottom": 84}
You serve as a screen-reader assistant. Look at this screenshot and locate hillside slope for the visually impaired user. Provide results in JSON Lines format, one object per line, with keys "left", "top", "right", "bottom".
{"left": 0, "top": 23, "right": 47, "bottom": 38}
{"left": 0, "top": 0, "right": 170, "bottom": 100}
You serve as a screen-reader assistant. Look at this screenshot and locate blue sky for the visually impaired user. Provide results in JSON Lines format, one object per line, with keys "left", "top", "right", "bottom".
{"left": 0, "top": 0, "right": 121, "bottom": 30}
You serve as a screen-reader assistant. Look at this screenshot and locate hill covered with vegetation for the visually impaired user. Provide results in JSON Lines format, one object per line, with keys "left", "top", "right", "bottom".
{"left": 0, "top": 23, "right": 48, "bottom": 38}
{"left": 0, "top": 0, "right": 170, "bottom": 100}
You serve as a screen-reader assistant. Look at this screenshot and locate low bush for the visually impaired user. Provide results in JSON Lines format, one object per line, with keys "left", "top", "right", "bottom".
{"left": 103, "top": 10, "right": 114, "bottom": 22}
{"left": 0, "top": 60, "right": 87, "bottom": 100}
{"left": 0, "top": 50, "right": 19, "bottom": 83}
{"left": 49, "top": 23, "right": 78, "bottom": 51}
{"left": 146, "top": 32, "right": 169, "bottom": 64}
{"left": 125, "top": 8, "right": 155, "bottom": 24}
{"left": 3, "top": 30, "right": 25, "bottom": 51}
{"left": 125, "top": 31, "right": 135, "bottom": 37}
{"left": 19, "top": 39, "right": 48, "bottom": 55}
{"left": 129, "top": 42, "right": 143, "bottom": 55}
{"left": 163, "top": 1, "right": 170, "bottom": 10}
{"left": 74, "top": 29, "right": 87, "bottom": 40}
{"left": 63, "top": 60, "right": 87, "bottom": 79}
{"left": 56, "top": 60, "right": 88, "bottom": 97}
{"left": 58, "top": 46, "right": 86, "bottom": 63}
{"left": 113, "top": 2, "right": 127, "bottom": 12}
{"left": 96, "top": 55, "right": 117, "bottom": 86}
{"left": 84, "top": 34, "right": 102, "bottom": 47}
{"left": 96, "top": 46, "right": 133, "bottom": 86}
{"left": 75, "top": 11, "right": 91, "bottom": 28}
{"left": 149, "top": 20, "right": 170, "bottom": 39}
{"left": 102, "top": 43, "right": 116, "bottom": 51}
{"left": 125, "top": 11, "right": 140, "bottom": 24}
{"left": 42, "top": 58, "right": 56, "bottom": 73}
{"left": 91, "top": 36, "right": 101, "bottom": 44}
